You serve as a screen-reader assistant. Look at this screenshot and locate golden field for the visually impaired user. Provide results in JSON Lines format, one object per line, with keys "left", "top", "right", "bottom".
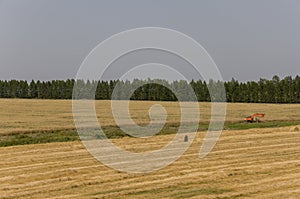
{"left": 1, "top": 99, "right": 300, "bottom": 198}
{"left": 1, "top": 125, "right": 300, "bottom": 198}
{"left": 1, "top": 99, "right": 300, "bottom": 135}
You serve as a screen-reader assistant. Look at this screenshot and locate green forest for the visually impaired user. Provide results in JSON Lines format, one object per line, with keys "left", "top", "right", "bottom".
{"left": 0, "top": 75, "right": 299, "bottom": 103}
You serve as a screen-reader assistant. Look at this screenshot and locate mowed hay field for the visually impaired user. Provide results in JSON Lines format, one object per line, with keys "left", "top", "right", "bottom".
{"left": 1, "top": 99, "right": 300, "bottom": 198}
{"left": 1, "top": 99, "right": 300, "bottom": 135}
{"left": 1, "top": 126, "right": 300, "bottom": 198}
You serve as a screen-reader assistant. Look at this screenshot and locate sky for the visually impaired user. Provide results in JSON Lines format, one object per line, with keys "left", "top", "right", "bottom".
{"left": 0, "top": 0, "right": 299, "bottom": 82}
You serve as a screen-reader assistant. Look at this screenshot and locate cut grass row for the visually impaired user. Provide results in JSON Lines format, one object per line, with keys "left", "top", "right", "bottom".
{"left": 1, "top": 120, "right": 299, "bottom": 147}
{"left": 1, "top": 124, "right": 300, "bottom": 198}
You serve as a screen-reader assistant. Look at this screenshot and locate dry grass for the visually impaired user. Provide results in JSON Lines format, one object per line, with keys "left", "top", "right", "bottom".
{"left": 1, "top": 125, "right": 300, "bottom": 198}
{"left": 1, "top": 99, "right": 300, "bottom": 198}
{"left": 1, "top": 99, "right": 300, "bottom": 135}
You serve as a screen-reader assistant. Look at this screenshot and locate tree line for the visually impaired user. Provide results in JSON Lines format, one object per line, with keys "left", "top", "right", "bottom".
{"left": 0, "top": 75, "right": 299, "bottom": 103}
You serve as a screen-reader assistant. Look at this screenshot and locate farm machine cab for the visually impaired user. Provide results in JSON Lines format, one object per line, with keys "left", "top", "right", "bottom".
{"left": 244, "top": 113, "right": 265, "bottom": 123}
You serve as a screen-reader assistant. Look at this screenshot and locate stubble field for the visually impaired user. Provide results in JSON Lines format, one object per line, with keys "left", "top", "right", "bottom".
{"left": 0, "top": 99, "right": 300, "bottom": 198}
{"left": 1, "top": 99, "right": 300, "bottom": 135}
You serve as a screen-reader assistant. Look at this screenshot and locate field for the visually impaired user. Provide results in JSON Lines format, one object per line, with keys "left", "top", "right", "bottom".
{"left": 1, "top": 99, "right": 300, "bottom": 135}
{"left": 1, "top": 99, "right": 300, "bottom": 198}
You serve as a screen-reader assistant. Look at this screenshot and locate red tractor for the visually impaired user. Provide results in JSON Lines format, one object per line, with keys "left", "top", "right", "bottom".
{"left": 244, "top": 113, "right": 265, "bottom": 123}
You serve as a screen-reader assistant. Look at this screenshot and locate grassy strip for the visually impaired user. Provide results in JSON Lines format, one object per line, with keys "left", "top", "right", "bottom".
{"left": 0, "top": 120, "right": 299, "bottom": 147}
{"left": 224, "top": 120, "right": 300, "bottom": 130}
{"left": 0, "top": 130, "right": 79, "bottom": 147}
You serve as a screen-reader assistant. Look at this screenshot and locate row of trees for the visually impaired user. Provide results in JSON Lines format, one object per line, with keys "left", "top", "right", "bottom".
{"left": 0, "top": 75, "right": 299, "bottom": 103}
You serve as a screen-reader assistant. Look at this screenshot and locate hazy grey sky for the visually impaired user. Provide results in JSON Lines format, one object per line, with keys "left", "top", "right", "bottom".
{"left": 0, "top": 0, "right": 299, "bottom": 81}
